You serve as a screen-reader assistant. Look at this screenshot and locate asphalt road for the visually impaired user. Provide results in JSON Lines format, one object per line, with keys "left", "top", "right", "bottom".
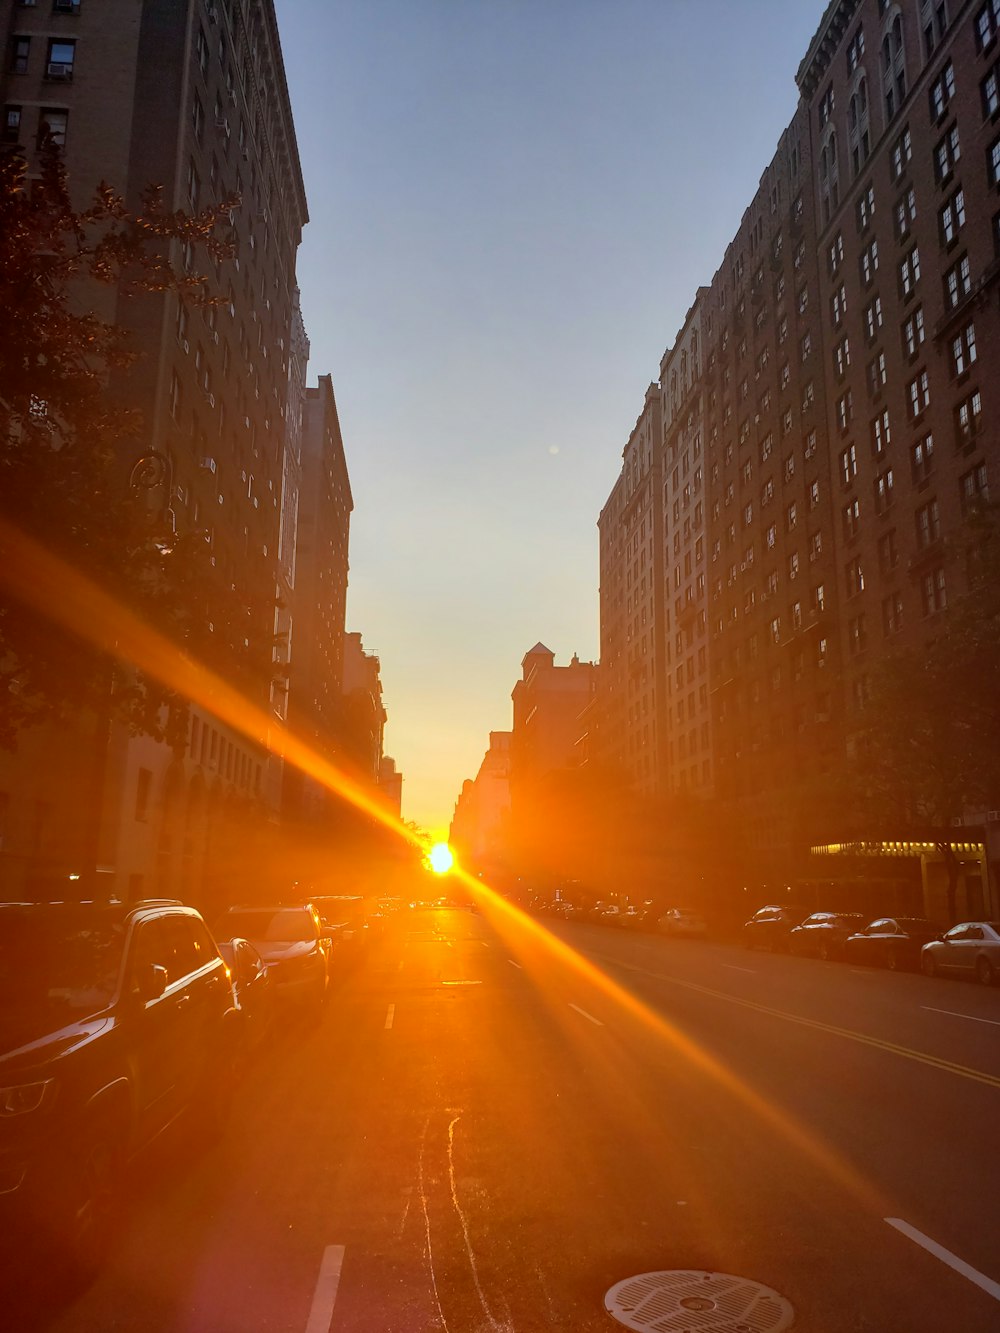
{"left": 12, "top": 900, "right": 1000, "bottom": 1332}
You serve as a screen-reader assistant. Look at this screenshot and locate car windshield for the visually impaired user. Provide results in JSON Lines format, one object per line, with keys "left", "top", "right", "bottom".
{"left": 221, "top": 909, "right": 317, "bottom": 942}
{"left": 312, "top": 898, "right": 363, "bottom": 927}
{"left": 0, "top": 906, "right": 126, "bottom": 1050}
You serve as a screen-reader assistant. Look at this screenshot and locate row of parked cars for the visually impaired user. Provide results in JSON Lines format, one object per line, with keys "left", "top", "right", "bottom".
{"left": 744, "top": 905, "right": 1000, "bottom": 984}
{"left": 0, "top": 892, "right": 376, "bottom": 1286}
{"left": 534, "top": 898, "right": 709, "bottom": 937}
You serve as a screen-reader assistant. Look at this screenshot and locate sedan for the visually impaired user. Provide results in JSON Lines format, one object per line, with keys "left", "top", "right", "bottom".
{"left": 743, "top": 905, "right": 807, "bottom": 951}
{"left": 788, "top": 912, "right": 864, "bottom": 961}
{"left": 921, "top": 921, "right": 1000, "bottom": 986}
{"left": 215, "top": 906, "right": 330, "bottom": 1013}
{"left": 843, "top": 917, "right": 942, "bottom": 971}
{"left": 658, "top": 908, "right": 708, "bottom": 939}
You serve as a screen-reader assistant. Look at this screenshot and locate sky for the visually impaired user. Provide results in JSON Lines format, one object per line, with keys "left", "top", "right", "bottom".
{"left": 275, "top": 0, "right": 828, "bottom": 836}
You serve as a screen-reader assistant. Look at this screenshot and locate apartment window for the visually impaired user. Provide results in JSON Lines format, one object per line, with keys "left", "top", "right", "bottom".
{"left": 800, "top": 331, "right": 812, "bottom": 362}
{"left": 37, "top": 106, "right": 67, "bottom": 147}
{"left": 837, "top": 390, "right": 853, "bottom": 432}
{"left": 847, "top": 26, "right": 865, "bottom": 72}
{"left": 760, "top": 476, "right": 774, "bottom": 505}
{"left": 921, "top": 566, "right": 947, "bottom": 615}
{"left": 934, "top": 124, "right": 961, "bottom": 184}
{"left": 832, "top": 283, "right": 847, "bottom": 326}
{"left": 864, "top": 296, "right": 883, "bottom": 343}
{"left": 944, "top": 253, "right": 971, "bottom": 309}
{"left": 812, "top": 582, "right": 826, "bottom": 612}
{"left": 908, "top": 369, "right": 931, "bottom": 419}
{"left": 186, "top": 158, "right": 199, "bottom": 208}
{"left": 10, "top": 36, "right": 30, "bottom": 73}
{"left": 982, "top": 63, "right": 1000, "bottom": 118}
{"left": 882, "top": 15, "right": 907, "bottom": 121}
{"left": 760, "top": 432, "right": 773, "bottom": 461}
{"left": 882, "top": 592, "right": 903, "bottom": 635}
{"left": 890, "top": 125, "right": 912, "bottom": 180}
{"left": 940, "top": 188, "right": 965, "bottom": 246}
{"left": 873, "top": 467, "right": 894, "bottom": 515}
{"left": 846, "top": 557, "right": 865, "bottom": 597}
{"left": 780, "top": 362, "right": 790, "bottom": 389}
{"left": 871, "top": 407, "right": 891, "bottom": 456}
{"left": 955, "top": 388, "right": 983, "bottom": 444}
{"left": 169, "top": 370, "right": 182, "bottom": 421}
{"left": 743, "top": 501, "right": 754, "bottom": 527}
{"left": 867, "top": 351, "right": 887, "bottom": 397}
{"left": 769, "top": 616, "right": 782, "bottom": 645}
{"left": 878, "top": 529, "right": 899, "bottom": 573}
{"left": 766, "top": 523, "right": 777, "bottom": 549}
{"left": 857, "top": 183, "right": 876, "bottom": 231}
{"left": 829, "top": 232, "right": 844, "bottom": 274}
{"left": 840, "top": 442, "right": 858, "bottom": 485}
{"left": 45, "top": 38, "right": 74, "bottom": 79}
{"left": 843, "top": 496, "right": 861, "bottom": 538}
{"left": 899, "top": 246, "right": 921, "bottom": 297}
{"left": 951, "top": 322, "right": 977, "bottom": 377}
{"left": 848, "top": 613, "right": 867, "bottom": 655}
{"left": 902, "top": 306, "right": 925, "bottom": 359}
{"left": 819, "top": 84, "right": 835, "bottom": 126}
{"left": 192, "top": 94, "right": 204, "bottom": 143}
{"left": 916, "top": 497, "right": 941, "bottom": 548}
{"left": 798, "top": 285, "right": 809, "bottom": 315}
{"left": 788, "top": 550, "right": 800, "bottom": 580}
{"left": 804, "top": 429, "right": 818, "bottom": 460}
{"left": 975, "top": 0, "right": 1000, "bottom": 51}
{"left": 834, "top": 336, "right": 851, "bottom": 378}
{"left": 911, "top": 432, "right": 935, "bottom": 483}
{"left": 929, "top": 61, "right": 955, "bottom": 122}
{"left": 786, "top": 501, "right": 798, "bottom": 533}
{"left": 809, "top": 531, "right": 823, "bottom": 563}
{"left": 2, "top": 105, "right": 21, "bottom": 143}
{"left": 895, "top": 186, "right": 917, "bottom": 240}
{"left": 860, "top": 238, "right": 879, "bottom": 286}
{"left": 960, "top": 461, "right": 989, "bottom": 514}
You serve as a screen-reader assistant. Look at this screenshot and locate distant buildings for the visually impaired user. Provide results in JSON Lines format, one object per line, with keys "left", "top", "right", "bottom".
{"left": 450, "top": 731, "right": 511, "bottom": 868}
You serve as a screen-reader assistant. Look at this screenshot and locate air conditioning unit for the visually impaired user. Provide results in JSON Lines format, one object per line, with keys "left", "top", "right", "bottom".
{"left": 199, "top": 456, "right": 217, "bottom": 474}
{"left": 988, "top": 810, "right": 1000, "bottom": 823}
{"left": 950, "top": 816, "right": 964, "bottom": 827}
{"left": 53, "top": 0, "right": 79, "bottom": 11}
{"left": 47, "top": 62, "right": 73, "bottom": 79}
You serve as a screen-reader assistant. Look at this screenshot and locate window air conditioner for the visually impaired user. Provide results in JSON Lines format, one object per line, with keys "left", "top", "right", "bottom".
{"left": 199, "top": 456, "right": 217, "bottom": 474}
{"left": 47, "top": 62, "right": 73, "bottom": 79}
{"left": 988, "top": 810, "right": 1000, "bottom": 823}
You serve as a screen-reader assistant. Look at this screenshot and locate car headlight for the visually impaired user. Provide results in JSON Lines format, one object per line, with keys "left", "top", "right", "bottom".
{"left": 0, "top": 1080, "right": 53, "bottom": 1117}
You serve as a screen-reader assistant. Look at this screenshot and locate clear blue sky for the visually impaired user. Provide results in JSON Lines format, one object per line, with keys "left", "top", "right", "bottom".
{"left": 275, "top": 0, "right": 828, "bottom": 835}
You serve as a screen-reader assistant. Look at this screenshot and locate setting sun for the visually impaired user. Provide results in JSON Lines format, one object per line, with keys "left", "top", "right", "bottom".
{"left": 427, "top": 842, "right": 454, "bottom": 875}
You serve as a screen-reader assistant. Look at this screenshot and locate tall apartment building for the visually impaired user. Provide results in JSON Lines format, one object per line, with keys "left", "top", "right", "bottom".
{"left": 450, "top": 731, "right": 512, "bottom": 869}
{"left": 509, "top": 644, "right": 596, "bottom": 806}
{"left": 597, "top": 383, "right": 664, "bottom": 794}
{"left": 0, "top": 0, "right": 309, "bottom": 907}
{"left": 797, "top": 0, "right": 999, "bottom": 742}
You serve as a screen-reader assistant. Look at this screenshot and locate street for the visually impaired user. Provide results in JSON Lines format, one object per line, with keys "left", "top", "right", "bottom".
{"left": 12, "top": 900, "right": 1000, "bottom": 1332}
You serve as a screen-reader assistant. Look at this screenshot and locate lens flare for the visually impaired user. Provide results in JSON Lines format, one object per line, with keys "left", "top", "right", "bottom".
{"left": 427, "top": 843, "right": 454, "bottom": 875}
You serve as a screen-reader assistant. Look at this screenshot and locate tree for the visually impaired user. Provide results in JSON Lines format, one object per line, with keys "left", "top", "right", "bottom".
{"left": 0, "top": 138, "right": 244, "bottom": 749}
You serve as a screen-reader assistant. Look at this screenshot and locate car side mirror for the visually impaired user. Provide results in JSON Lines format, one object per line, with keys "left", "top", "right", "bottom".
{"left": 138, "top": 963, "right": 169, "bottom": 1002}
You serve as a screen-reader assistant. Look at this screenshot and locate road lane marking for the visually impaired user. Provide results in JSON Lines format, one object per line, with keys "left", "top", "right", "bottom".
{"left": 722, "top": 964, "right": 757, "bottom": 974}
{"left": 441, "top": 979, "right": 482, "bottom": 986}
{"left": 885, "top": 1219, "right": 1000, "bottom": 1302}
{"left": 921, "top": 1005, "right": 1000, "bottom": 1027}
{"left": 385, "top": 1004, "right": 395, "bottom": 1030}
{"left": 569, "top": 1003, "right": 603, "bottom": 1026}
{"left": 304, "top": 1244, "right": 345, "bottom": 1333}
{"left": 508, "top": 959, "right": 522, "bottom": 969}
{"left": 589, "top": 953, "right": 1000, "bottom": 1090}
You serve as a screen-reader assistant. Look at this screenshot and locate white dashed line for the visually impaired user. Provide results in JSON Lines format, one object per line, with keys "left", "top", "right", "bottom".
{"left": 886, "top": 1218, "right": 1000, "bottom": 1302}
{"left": 304, "top": 1244, "right": 346, "bottom": 1333}
{"left": 921, "top": 1005, "right": 1000, "bottom": 1027}
{"left": 508, "top": 959, "right": 522, "bottom": 969}
{"left": 721, "top": 964, "right": 757, "bottom": 974}
{"left": 385, "top": 1004, "right": 395, "bottom": 1030}
{"left": 569, "top": 1003, "right": 603, "bottom": 1026}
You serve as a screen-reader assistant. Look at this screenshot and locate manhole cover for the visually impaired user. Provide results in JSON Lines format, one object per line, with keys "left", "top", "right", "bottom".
{"left": 605, "top": 1270, "right": 794, "bottom": 1332}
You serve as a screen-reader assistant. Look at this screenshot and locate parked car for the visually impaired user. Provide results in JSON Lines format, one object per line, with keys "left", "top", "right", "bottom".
{"left": 657, "top": 908, "right": 708, "bottom": 939}
{"left": 788, "top": 911, "right": 864, "bottom": 960}
{"left": 0, "top": 898, "right": 238, "bottom": 1278}
{"left": 216, "top": 937, "right": 274, "bottom": 1052}
{"left": 921, "top": 921, "right": 1000, "bottom": 985}
{"left": 215, "top": 905, "right": 330, "bottom": 1012}
{"left": 843, "top": 917, "right": 942, "bottom": 971}
{"left": 311, "top": 895, "right": 370, "bottom": 968}
{"left": 743, "top": 905, "right": 807, "bottom": 951}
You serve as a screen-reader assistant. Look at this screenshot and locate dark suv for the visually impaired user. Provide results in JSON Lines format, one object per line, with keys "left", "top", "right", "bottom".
{"left": 743, "top": 904, "right": 808, "bottom": 951}
{"left": 0, "top": 899, "right": 238, "bottom": 1278}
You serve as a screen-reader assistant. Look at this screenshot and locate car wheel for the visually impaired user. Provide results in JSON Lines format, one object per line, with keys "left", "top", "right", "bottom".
{"left": 62, "top": 1128, "right": 123, "bottom": 1281}
{"left": 976, "top": 956, "right": 994, "bottom": 987}
{"left": 921, "top": 953, "right": 936, "bottom": 978}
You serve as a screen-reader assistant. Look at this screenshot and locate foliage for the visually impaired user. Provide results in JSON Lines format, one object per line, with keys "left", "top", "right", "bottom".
{"left": 0, "top": 138, "right": 244, "bottom": 748}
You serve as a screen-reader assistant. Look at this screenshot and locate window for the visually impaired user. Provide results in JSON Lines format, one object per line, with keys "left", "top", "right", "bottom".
{"left": 871, "top": 407, "right": 891, "bottom": 456}
{"left": 943, "top": 253, "right": 971, "bottom": 308}
{"left": 955, "top": 388, "right": 983, "bottom": 444}
{"left": 832, "top": 283, "right": 847, "bottom": 326}
{"left": 929, "top": 61, "right": 955, "bottom": 122}
{"left": 835, "top": 336, "right": 851, "bottom": 377}
{"left": 860, "top": 238, "right": 879, "bottom": 286}
{"left": 809, "top": 531, "right": 823, "bottom": 563}
{"left": 846, "top": 557, "right": 865, "bottom": 597}
{"left": 890, "top": 126, "right": 912, "bottom": 180}
{"left": 990, "top": 135, "right": 1000, "bottom": 188}
{"left": 848, "top": 613, "right": 867, "bottom": 655}
{"left": 788, "top": 551, "right": 800, "bottom": 579}
{"left": 867, "top": 351, "right": 887, "bottom": 397}
{"left": 975, "top": 0, "right": 1000, "bottom": 51}
{"left": 911, "top": 432, "right": 935, "bottom": 483}
{"left": 916, "top": 497, "right": 941, "bottom": 548}
{"left": 960, "top": 461, "right": 989, "bottom": 514}
{"left": 864, "top": 296, "right": 883, "bottom": 343}
{"left": 848, "top": 76, "right": 871, "bottom": 176}
{"left": 37, "top": 106, "right": 67, "bottom": 147}
{"left": 908, "top": 369, "right": 931, "bottom": 418}
{"left": 804, "top": 429, "right": 818, "bottom": 459}
{"left": 786, "top": 501, "right": 798, "bottom": 532}
{"left": 840, "top": 442, "right": 858, "bottom": 485}
{"left": 982, "top": 63, "right": 1000, "bottom": 118}
{"left": 921, "top": 567, "right": 947, "bottom": 616}
{"left": 766, "top": 523, "right": 777, "bottom": 549}
{"left": 857, "top": 183, "right": 876, "bottom": 231}
{"left": 819, "top": 84, "right": 835, "bottom": 126}
{"left": 812, "top": 582, "right": 826, "bottom": 612}
{"left": 951, "top": 322, "right": 977, "bottom": 377}
{"left": 902, "top": 306, "right": 925, "bottom": 359}
{"left": 10, "top": 36, "right": 30, "bottom": 73}
{"left": 882, "top": 592, "right": 903, "bottom": 635}
{"left": 45, "top": 38, "right": 74, "bottom": 79}
{"left": 829, "top": 232, "right": 844, "bottom": 274}
{"left": 874, "top": 467, "right": 894, "bottom": 514}
{"left": 847, "top": 26, "right": 865, "bottom": 72}
{"left": 1, "top": 105, "right": 21, "bottom": 143}
{"left": 895, "top": 186, "right": 917, "bottom": 240}
{"left": 843, "top": 496, "right": 861, "bottom": 538}
{"left": 800, "top": 331, "right": 812, "bottom": 362}
{"left": 934, "top": 123, "right": 961, "bottom": 183}
{"left": 878, "top": 529, "right": 899, "bottom": 573}
{"left": 798, "top": 285, "right": 809, "bottom": 315}
{"left": 882, "top": 14, "right": 907, "bottom": 121}
{"left": 837, "top": 389, "right": 853, "bottom": 432}
{"left": 780, "top": 362, "right": 790, "bottom": 389}
{"left": 196, "top": 24, "right": 209, "bottom": 75}
{"left": 900, "top": 246, "right": 921, "bottom": 297}
{"left": 940, "top": 188, "right": 965, "bottom": 246}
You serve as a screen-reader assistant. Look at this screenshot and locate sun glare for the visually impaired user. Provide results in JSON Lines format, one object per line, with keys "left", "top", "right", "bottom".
{"left": 427, "top": 842, "right": 454, "bottom": 875}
